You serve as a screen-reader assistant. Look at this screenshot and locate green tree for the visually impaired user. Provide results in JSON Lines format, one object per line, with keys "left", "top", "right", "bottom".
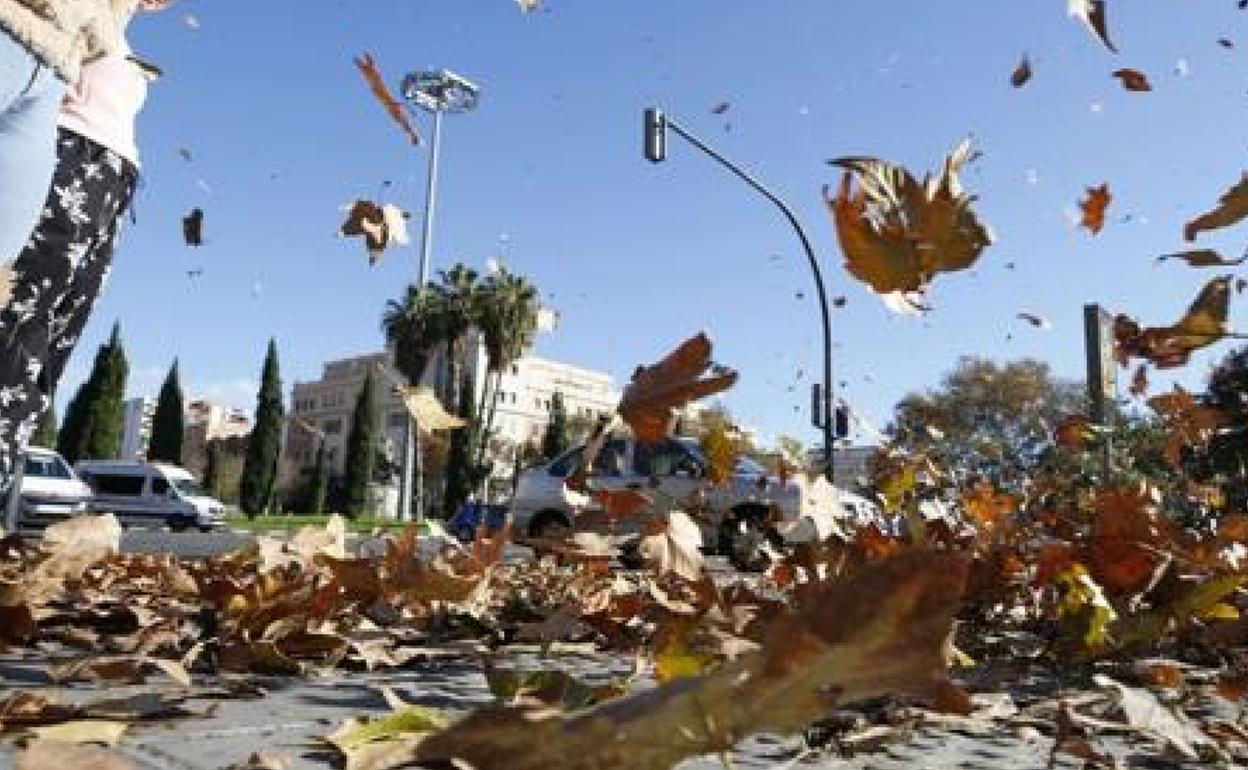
{"left": 343, "top": 373, "right": 379, "bottom": 517}
{"left": 430, "top": 264, "right": 480, "bottom": 410}
{"left": 31, "top": 403, "right": 57, "bottom": 449}
{"left": 203, "top": 440, "right": 219, "bottom": 494}
{"left": 58, "top": 321, "right": 128, "bottom": 463}
{"left": 474, "top": 268, "right": 540, "bottom": 474}
{"left": 307, "top": 443, "right": 328, "bottom": 515}
{"left": 542, "top": 391, "right": 570, "bottom": 460}
{"left": 147, "top": 359, "right": 185, "bottom": 464}
{"left": 444, "top": 372, "right": 478, "bottom": 517}
{"left": 888, "top": 357, "right": 1085, "bottom": 485}
{"left": 240, "top": 339, "right": 284, "bottom": 516}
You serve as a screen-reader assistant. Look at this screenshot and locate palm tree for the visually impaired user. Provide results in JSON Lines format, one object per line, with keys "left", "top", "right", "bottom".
{"left": 474, "top": 269, "right": 540, "bottom": 477}
{"left": 429, "top": 264, "right": 480, "bottom": 411}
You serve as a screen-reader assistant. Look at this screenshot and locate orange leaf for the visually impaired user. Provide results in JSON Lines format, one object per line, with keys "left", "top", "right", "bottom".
{"left": 1111, "top": 68, "right": 1152, "bottom": 92}
{"left": 616, "top": 333, "right": 737, "bottom": 444}
{"left": 1115, "top": 276, "right": 1234, "bottom": 368}
{"left": 354, "top": 53, "right": 422, "bottom": 147}
{"left": 1079, "top": 183, "right": 1112, "bottom": 234}
{"left": 1010, "top": 54, "right": 1032, "bottom": 87}
{"left": 592, "top": 488, "right": 652, "bottom": 519}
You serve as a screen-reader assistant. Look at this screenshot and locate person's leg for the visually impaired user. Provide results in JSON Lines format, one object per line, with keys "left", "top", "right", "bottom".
{"left": 0, "top": 31, "right": 65, "bottom": 263}
{"left": 0, "top": 131, "right": 137, "bottom": 483}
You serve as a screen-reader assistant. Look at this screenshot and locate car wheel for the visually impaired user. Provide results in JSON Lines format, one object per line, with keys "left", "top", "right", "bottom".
{"left": 719, "top": 506, "right": 781, "bottom": 573}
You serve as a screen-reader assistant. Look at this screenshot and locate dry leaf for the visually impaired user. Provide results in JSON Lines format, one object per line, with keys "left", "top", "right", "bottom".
{"left": 339, "top": 201, "right": 410, "bottom": 264}
{"left": 1157, "top": 249, "right": 1247, "bottom": 267}
{"left": 1114, "top": 276, "right": 1234, "bottom": 368}
{"left": 182, "top": 207, "right": 203, "bottom": 246}
{"left": 414, "top": 551, "right": 968, "bottom": 770}
{"left": 354, "top": 54, "right": 422, "bottom": 146}
{"left": 1129, "top": 364, "right": 1149, "bottom": 396}
{"left": 1185, "top": 174, "right": 1248, "bottom": 241}
{"left": 638, "top": 511, "right": 704, "bottom": 581}
{"left": 400, "top": 386, "right": 466, "bottom": 432}
{"left": 1010, "top": 54, "right": 1032, "bottom": 87}
{"left": 1092, "top": 674, "right": 1217, "bottom": 759}
{"left": 1112, "top": 68, "right": 1151, "bottom": 91}
{"left": 1016, "top": 312, "right": 1052, "bottom": 330}
{"left": 1069, "top": 0, "right": 1116, "bottom": 52}
{"left": 825, "top": 138, "right": 993, "bottom": 296}
{"left": 1079, "top": 184, "right": 1112, "bottom": 234}
{"left": 616, "top": 333, "right": 737, "bottom": 444}
{"left": 16, "top": 741, "right": 140, "bottom": 770}
{"left": 29, "top": 719, "right": 129, "bottom": 746}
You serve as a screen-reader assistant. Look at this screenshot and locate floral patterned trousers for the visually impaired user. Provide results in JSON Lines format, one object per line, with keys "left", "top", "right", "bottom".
{"left": 0, "top": 128, "right": 137, "bottom": 486}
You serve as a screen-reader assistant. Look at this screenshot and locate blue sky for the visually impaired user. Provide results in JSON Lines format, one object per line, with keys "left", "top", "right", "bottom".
{"left": 59, "top": 0, "right": 1248, "bottom": 448}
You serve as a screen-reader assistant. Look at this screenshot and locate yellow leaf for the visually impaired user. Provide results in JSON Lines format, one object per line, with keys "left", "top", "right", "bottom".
{"left": 29, "top": 719, "right": 129, "bottom": 746}
{"left": 1186, "top": 174, "right": 1248, "bottom": 241}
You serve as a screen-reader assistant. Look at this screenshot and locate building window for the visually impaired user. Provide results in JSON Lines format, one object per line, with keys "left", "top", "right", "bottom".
{"left": 511, "top": 364, "right": 519, "bottom": 375}
{"left": 387, "top": 412, "right": 406, "bottom": 428}
{"left": 511, "top": 393, "right": 517, "bottom": 404}
{"left": 323, "top": 419, "right": 343, "bottom": 435}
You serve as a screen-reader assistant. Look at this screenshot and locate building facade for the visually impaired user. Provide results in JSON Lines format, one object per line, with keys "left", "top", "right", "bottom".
{"left": 119, "top": 397, "right": 156, "bottom": 460}
{"left": 120, "top": 396, "right": 251, "bottom": 470}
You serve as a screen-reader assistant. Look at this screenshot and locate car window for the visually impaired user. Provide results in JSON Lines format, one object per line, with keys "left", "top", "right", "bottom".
{"left": 24, "top": 456, "right": 70, "bottom": 479}
{"left": 548, "top": 447, "right": 583, "bottom": 478}
{"left": 90, "top": 474, "right": 145, "bottom": 496}
{"left": 151, "top": 477, "right": 170, "bottom": 495}
{"left": 633, "top": 440, "right": 697, "bottom": 477}
{"left": 174, "top": 478, "right": 207, "bottom": 497}
{"left": 594, "top": 439, "right": 628, "bottom": 477}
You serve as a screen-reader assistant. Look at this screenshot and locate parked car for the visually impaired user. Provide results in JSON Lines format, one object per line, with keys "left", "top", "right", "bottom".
{"left": 75, "top": 460, "right": 227, "bottom": 532}
{"left": 509, "top": 435, "right": 872, "bottom": 569}
{"left": 8, "top": 447, "right": 94, "bottom": 527}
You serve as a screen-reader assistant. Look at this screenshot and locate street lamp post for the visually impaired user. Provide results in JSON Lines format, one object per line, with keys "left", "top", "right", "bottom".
{"left": 396, "top": 70, "right": 480, "bottom": 522}
{"left": 643, "top": 107, "right": 839, "bottom": 481}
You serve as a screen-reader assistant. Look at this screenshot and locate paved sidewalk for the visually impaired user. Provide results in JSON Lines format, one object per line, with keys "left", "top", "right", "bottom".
{"left": 0, "top": 646, "right": 1220, "bottom": 770}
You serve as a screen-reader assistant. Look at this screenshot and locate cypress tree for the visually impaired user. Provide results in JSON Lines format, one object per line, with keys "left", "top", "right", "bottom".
{"left": 31, "top": 403, "right": 58, "bottom": 449}
{"left": 240, "top": 339, "right": 284, "bottom": 516}
{"left": 343, "top": 373, "right": 378, "bottom": 517}
{"left": 443, "top": 373, "right": 478, "bottom": 517}
{"left": 541, "top": 390, "right": 569, "bottom": 460}
{"left": 148, "top": 359, "right": 185, "bottom": 464}
{"left": 58, "top": 322, "right": 127, "bottom": 463}
{"left": 203, "top": 440, "right": 219, "bottom": 496}
{"left": 307, "top": 444, "right": 328, "bottom": 515}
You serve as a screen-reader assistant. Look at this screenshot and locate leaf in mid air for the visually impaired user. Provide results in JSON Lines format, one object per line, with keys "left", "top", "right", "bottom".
{"left": 1112, "top": 68, "right": 1151, "bottom": 91}
{"left": 1157, "top": 249, "right": 1247, "bottom": 267}
{"left": 824, "top": 139, "right": 993, "bottom": 297}
{"left": 1114, "top": 276, "right": 1234, "bottom": 368}
{"left": 616, "top": 333, "right": 737, "bottom": 444}
{"left": 1068, "top": 0, "right": 1116, "bottom": 52}
{"left": 1010, "top": 54, "right": 1032, "bottom": 87}
{"left": 1079, "top": 184, "right": 1112, "bottom": 234}
{"left": 1185, "top": 174, "right": 1248, "bottom": 241}
{"left": 353, "top": 53, "right": 422, "bottom": 147}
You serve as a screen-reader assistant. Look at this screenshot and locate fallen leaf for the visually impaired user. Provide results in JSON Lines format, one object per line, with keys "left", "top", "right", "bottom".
{"left": 414, "top": 551, "right": 968, "bottom": 770}
{"left": 639, "top": 511, "right": 704, "bottom": 581}
{"left": 825, "top": 138, "right": 993, "bottom": 296}
{"left": 1010, "top": 54, "right": 1032, "bottom": 87}
{"left": 1093, "top": 674, "right": 1217, "bottom": 759}
{"left": 1129, "top": 364, "right": 1149, "bottom": 396}
{"left": 16, "top": 741, "right": 140, "bottom": 770}
{"left": 29, "top": 719, "right": 129, "bottom": 746}
{"left": 1079, "top": 183, "right": 1112, "bottom": 234}
{"left": 339, "top": 201, "right": 410, "bottom": 264}
{"left": 353, "top": 54, "right": 422, "bottom": 146}
{"left": 1112, "top": 68, "right": 1151, "bottom": 91}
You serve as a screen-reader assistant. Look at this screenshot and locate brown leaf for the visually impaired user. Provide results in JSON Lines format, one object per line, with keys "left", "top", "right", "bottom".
{"left": 1070, "top": 0, "right": 1116, "bottom": 52}
{"left": 353, "top": 53, "right": 422, "bottom": 146}
{"left": 182, "top": 207, "right": 203, "bottom": 246}
{"left": 826, "top": 139, "right": 993, "bottom": 296}
{"left": 1157, "top": 249, "right": 1247, "bottom": 267}
{"left": 1112, "top": 68, "right": 1152, "bottom": 91}
{"left": 339, "top": 201, "right": 410, "bottom": 264}
{"left": 1185, "top": 173, "right": 1248, "bottom": 241}
{"left": 29, "top": 719, "right": 129, "bottom": 746}
{"left": 414, "top": 551, "right": 968, "bottom": 770}
{"left": 592, "top": 488, "right": 651, "bottom": 520}
{"left": 1114, "top": 276, "right": 1235, "bottom": 368}
{"left": 616, "top": 333, "right": 737, "bottom": 444}
{"left": 638, "top": 511, "right": 704, "bottom": 581}
{"left": 1010, "top": 54, "right": 1032, "bottom": 87}
{"left": 16, "top": 741, "right": 140, "bottom": 770}
{"left": 1079, "top": 183, "right": 1112, "bottom": 234}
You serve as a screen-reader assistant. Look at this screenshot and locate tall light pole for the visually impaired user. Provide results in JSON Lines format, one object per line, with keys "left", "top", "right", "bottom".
{"left": 396, "top": 69, "right": 480, "bottom": 522}
{"left": 643, "top": 107, "right": 842, "bottom": 482}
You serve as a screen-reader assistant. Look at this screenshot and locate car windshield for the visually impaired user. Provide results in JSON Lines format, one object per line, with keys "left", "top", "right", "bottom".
{"left": 173, "top": 478, "right": 208, "bottom": 497}
{"left": 24, "top": 455, "right": 71, "bottom": 479}
{"left": 677, "top": 439, "right": 767, "bottom": 477}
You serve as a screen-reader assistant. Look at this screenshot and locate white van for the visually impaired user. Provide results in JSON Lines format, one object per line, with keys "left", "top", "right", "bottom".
{"left": 12, "top": 447, "right": 94, "bottom": 526}
{"left": 75, "top": 460, "right": 227, "bottom": 532}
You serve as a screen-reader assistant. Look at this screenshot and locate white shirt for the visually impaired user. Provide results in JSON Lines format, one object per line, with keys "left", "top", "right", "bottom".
{"left": 56, "top": 13, "right": 146, "bottom": 166}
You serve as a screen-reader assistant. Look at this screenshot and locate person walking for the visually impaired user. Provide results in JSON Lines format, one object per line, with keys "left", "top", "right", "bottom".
{"left": 0, "top": 0, "right": 122, "bottom": 263}
{"left": 0, "top": 0, "right": 172, "bottom": 495}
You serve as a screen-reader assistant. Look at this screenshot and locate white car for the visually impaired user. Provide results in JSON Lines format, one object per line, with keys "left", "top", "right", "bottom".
{"left": 11, "top": 447, "right": 93, "bottom": 526}
{"left": 509, "top": 436, "right": 870, "bottom": 568}
{"left": 75, "top": 460, "right": 227, "bottom": 532}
